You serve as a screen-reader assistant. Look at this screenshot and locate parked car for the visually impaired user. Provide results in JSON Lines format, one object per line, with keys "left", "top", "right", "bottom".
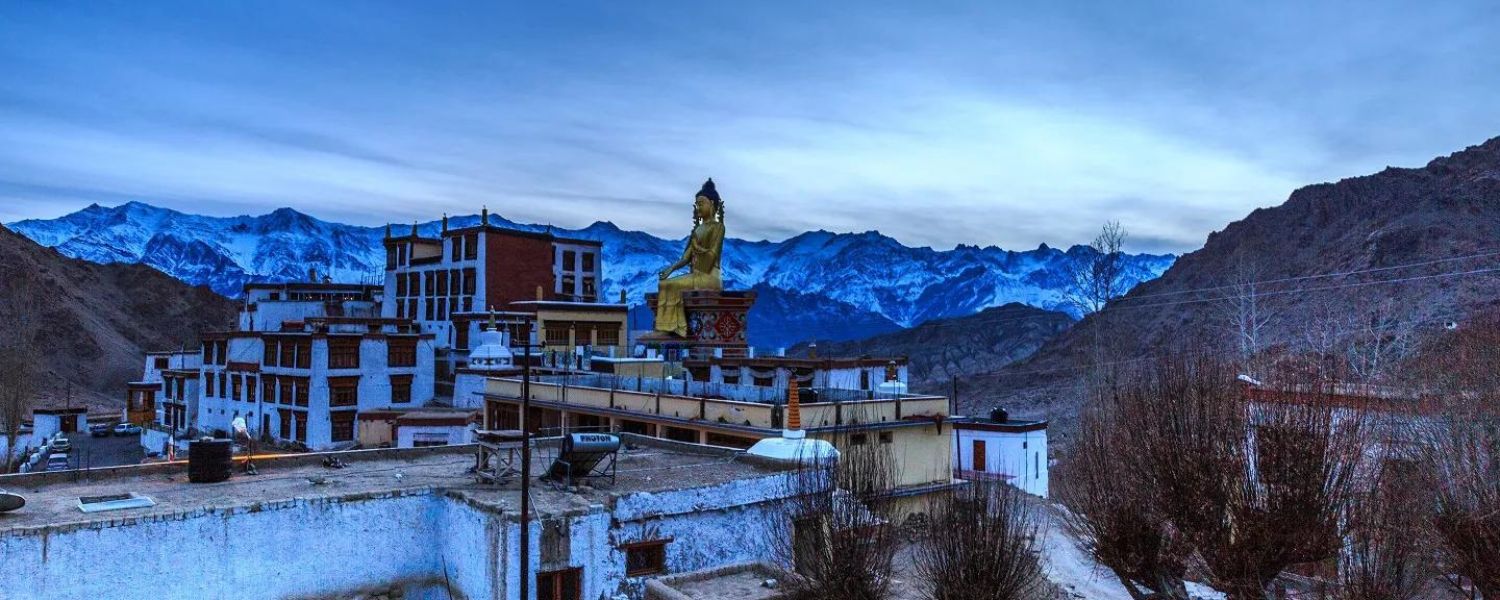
{"left": 45, "top": 453, "right": 70, "bottom": 472}
{"left": 49, "top": 437, "right": 71, "bottom": 453}
{"left": 90, "top": 424, "right": 112, "bottom": 438}
{"left": 113, "top": 423, "right": 143, "bottom": 436}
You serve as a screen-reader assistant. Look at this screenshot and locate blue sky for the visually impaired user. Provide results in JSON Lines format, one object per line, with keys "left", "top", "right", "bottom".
{"left": 2, "top": 1, "right": 1498, "bottom": 252}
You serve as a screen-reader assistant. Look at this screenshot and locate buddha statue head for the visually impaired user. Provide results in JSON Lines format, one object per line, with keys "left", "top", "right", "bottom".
{"left": 694, "top": 178, "right": 725, "bottom": 226}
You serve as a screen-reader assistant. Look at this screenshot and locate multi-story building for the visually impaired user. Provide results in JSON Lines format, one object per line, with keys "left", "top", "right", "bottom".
{"left": 381, "top": 212, "right": 621, "bottom": 357}
{"left": 134, "top": 280, "right": 438, "bottom": 452}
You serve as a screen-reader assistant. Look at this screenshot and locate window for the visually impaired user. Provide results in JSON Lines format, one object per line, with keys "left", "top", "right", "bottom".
{"left": 386, "top": 246, "right": 398, "bottom": 270}
{"left": 154, "top": 356, "right": 169, "bottom": 369}
{"left": 390, "top": 375, "right": 413, "bottom": 403}
{"left": 330, "top": 377, "right": 360, "bottom": 407}
{"left": 330, "top": 411, "right": 355, "bottom": 442}
{"left": 204, "top": 373, "right": 216, "bottom": 397}
{"left": 623, "top": 540, "right": 669, "bottom": 576}
{"left": 279, "top": 378, "right": 293, "bottom": 405}
{"left": 218, "top": 373, "right": 227, "bottom": 398}
{"left": 879, "top": 431, "right": 893, "bottom": 444}
{"left": 596, "top": 326, "right": 620, "bottom": 347}
{"left": 424, "top": 271, "right": 435, "bottom": 296}
{"left": 278, "top": 410, "right": 291, "bottom": 439}
{"left": 231, "top": 375, "right": 243, "bottom": 401}
{"left": 562, "top": 250, "right": 576, "bottom": 271}
{"left": 581, "top": 252, "right": 595, "bottom": 272}
{"left": 536, "top": 568, "right": 582, "bottom": 600}
{"left": 280, "top": 341, "right": 296, "bottom": 368}
{"left": 450, "top": 236, "right": 462, "bottom": 260}
{"left": 295, "top": 378, "right": 309, "bottom": 407}
{"left": 395, "top": 274, "right": 407, "bottom": 297}
{"left": 388, "top": 338, "right": 417, "bottom": 367}
{"left": 263, "top": 376, "right": 277, "bottom": 405}
{"left": 263, "top": 340, "right": 278, "bottom": 366}
{"left": 329, "top": 337, "right": 361, "bottom": 369}
{"left": 463, "top": 267, "right": 476, "bottom": 294}
{"left": 295, "top": 412, "right": 307, "bottom": 442}
{"left": 246, "top": 376, "right": 257, "bottom": 403}
{"left": 545, "top": 325, "right": 570, "bottom": 346}
{"left": 463, "top": 233, "right": 478, "bottom": 260}
{"left": 581, "top": 277, "right": 595, "bottom": 300}
{"left": 425, "top": 299, "right": 434, "bottom": 321}
{"left": 295, "top": 340, "right": 311, "bottom": 368}
{"left": 456, "top": 325, "right": 470, "bottom": 351}
{"left": 850, "top": 433, "right": 868, "bottom": 446}
{"left": 436, "top": 270, "right": 449, "bottom": 295}
{"left": 561, "top": 274, "right": 576, "bottom": 297}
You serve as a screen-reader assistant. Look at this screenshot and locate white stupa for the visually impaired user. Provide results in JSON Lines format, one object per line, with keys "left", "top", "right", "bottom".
{"left": 746, "top": 378, "right": 838, "bottom": 463}
{"left": 468, "top": 311, "right": 513, "bottom": 370}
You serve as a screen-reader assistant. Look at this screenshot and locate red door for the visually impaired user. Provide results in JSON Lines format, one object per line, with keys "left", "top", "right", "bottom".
{"left": 972, "top": 439, "right": 986, "bottom": 472}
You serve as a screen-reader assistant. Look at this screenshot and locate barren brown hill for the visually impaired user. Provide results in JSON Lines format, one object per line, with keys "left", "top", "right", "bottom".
{"left": 791, "top": 302, "right": 1074, "bottom": 393}
{"left": 972, "top": 135, "right": 1500, "bottom": 442}
{"left": 0, "top": 224, "right": 235, "bottom": 413}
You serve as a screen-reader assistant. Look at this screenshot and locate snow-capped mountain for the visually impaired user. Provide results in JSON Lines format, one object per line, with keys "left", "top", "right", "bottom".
{"left": 8, "top": 201, "right": 1175, "bottom": 348}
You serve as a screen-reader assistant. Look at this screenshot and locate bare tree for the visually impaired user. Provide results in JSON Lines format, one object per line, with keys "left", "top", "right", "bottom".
{"left": 914, "top": 479, "right": 1047, "bottom": 600}
{"left": 1344, "top": 299, "right": 1416, "bottom": 383}
{"left": 1116, "top": 354, "right": 1369, "bottom": 600}
{"left": 0, "top": 276, "right": 40, "bottom": 473}
{"left": 1333, "top": 455, "right": 1433, "bottom": 600}
{"left": 1067, "top": 221, "right": 1129, "bottom": 317}
{"left": 1058, "top": 391, "right": 1190, "bottom": 600}
{"left": 764, "top": 427, "right": 903, "bottom": 600}
{"left": 1215, "top": 258, "right": 1278, "bottom": 359}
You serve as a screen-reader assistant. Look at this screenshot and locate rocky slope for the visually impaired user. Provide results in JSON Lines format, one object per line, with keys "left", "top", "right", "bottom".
{"left": 9, "top": 203, "right": 1173, "bottom": 349}
{"left": 790, "top": 302, "right": 1075, "bottom": 388}
{"left": 0, "top": 225, "right": 237, "bottom": 411}
{"left": 975, "top": 135, "right": 1500, "bottom": 441}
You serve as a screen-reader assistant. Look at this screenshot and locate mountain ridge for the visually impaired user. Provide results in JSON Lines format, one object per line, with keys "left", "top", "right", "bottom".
{"left": 973, "top": 134, "right": 1500, "bottom": 441}
{"left": 9, "top": 202, "right": 1175, "bottom": 348}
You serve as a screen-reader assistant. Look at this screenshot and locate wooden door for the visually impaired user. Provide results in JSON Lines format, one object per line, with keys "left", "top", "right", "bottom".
{"left": 972, "top": 439, "right": 987, "bottom": 472}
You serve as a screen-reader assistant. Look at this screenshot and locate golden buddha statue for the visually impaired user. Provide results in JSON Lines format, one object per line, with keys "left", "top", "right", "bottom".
{"left": 653, "top": 178, "right": 726, "bottom": 336}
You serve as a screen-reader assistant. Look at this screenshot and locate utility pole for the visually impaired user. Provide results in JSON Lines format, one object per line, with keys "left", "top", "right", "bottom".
{"left": 520, "top": 316, "right": 534, "bottom": 600}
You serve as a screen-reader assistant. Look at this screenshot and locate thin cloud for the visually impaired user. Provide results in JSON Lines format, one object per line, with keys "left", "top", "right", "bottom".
{"left": 2, "top": 1, "right": 1497, "bottom": 250}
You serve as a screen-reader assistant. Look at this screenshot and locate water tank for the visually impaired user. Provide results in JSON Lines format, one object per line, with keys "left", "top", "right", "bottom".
{"left": 989, "top": 407, "right": 1009, "bottom": 423}
{"left": 188, "top": 439, "right": 233, "bottom": 483}
{"left": 561, "top": 433, "right": 621, "bottom": 455}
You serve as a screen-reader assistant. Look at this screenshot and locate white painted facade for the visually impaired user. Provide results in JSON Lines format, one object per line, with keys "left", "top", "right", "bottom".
{"left": 194, "top": 329, "right": 437, "bottom": 449}
{"left": 0, "top": 458, "right": 798, "bottom": 600}
{"left": 952, "top": 420, "right": 1050, "bottom": 498}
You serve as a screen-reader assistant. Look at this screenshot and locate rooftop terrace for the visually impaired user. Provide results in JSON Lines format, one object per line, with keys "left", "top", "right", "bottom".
{"left": 0, "top": 436, "right": 791, "bottom": 534}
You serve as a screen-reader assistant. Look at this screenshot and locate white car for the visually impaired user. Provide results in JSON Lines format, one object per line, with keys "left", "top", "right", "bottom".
{"left": 114, "top": 423, "right": 143, "bottom": 436}
{"left": 45, "top": 454, "right": 70, "bottom": 472}
{"left": 49, "top": 437, "right": 72, "bottom": 453}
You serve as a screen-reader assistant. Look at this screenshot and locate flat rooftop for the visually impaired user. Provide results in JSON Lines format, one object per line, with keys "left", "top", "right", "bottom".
{"left": 0, "top": 436, "right": 791, "bottom": 535}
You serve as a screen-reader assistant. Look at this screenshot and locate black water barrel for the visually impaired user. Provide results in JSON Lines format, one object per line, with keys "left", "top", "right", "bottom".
{"left": 188, "top": 439, "right": 233, "bottom": 483}
{"left": 990, "top": 407, "right": 1009, "bottom": 423}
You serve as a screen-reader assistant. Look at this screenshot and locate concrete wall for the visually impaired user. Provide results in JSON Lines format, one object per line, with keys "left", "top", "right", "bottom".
{"left": 2, "top": 491, "right": 448, "bottom": 600}
{"left": 396, "top": 424, "right": 472, "bottom": 448}
{"left": 952, "top": 427, "right": 1049, "bottom": 498}
{"left": 1, "top": 470, "right": 800, "bottom": 600}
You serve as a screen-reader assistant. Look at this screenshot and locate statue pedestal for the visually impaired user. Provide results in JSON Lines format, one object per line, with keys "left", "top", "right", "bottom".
{"left": 643, "top": 290, "right": 756, "bottom": 359}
